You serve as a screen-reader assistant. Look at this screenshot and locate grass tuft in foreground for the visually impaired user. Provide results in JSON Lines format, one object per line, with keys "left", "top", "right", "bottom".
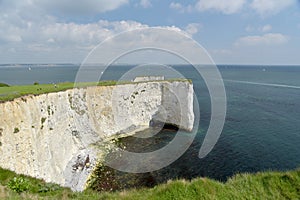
{"left": 0, "top": 167, "right": 299, "bottom": 199}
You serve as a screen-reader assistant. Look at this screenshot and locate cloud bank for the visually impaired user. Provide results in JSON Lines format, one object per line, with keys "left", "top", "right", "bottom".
{"left": 170, "top": 0, "right": 296, "bottom": 15}
{"left": 195, "top": 0, "right": 246, "bottom": 14}
{"left": 235, "top": 33, "right": 289, "bottom": 46}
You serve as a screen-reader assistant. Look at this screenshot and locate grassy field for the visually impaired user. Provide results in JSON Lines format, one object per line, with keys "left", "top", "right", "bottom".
{"left": 0, "top": 167, "right": 299, "bottom": 199}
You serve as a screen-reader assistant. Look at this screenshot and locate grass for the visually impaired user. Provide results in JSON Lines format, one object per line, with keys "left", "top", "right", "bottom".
{"left": 0, "top": 81, "right": 117, "bottom": 102}
{"left": 0, "top": 79, "right": 191, "bottom": 102}
{"left": 0, "top": 167, "right": 299, "bottom": 199}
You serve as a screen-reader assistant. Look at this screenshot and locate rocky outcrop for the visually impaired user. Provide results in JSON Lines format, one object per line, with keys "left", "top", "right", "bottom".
{"left": 0, "top": 80, "right": 194, "bottom": 191}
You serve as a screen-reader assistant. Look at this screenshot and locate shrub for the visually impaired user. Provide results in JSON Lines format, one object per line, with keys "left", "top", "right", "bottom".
{"left": 0, "top": 83, "right": 9, "bottom": 87}
{"left": 7, "top": 177, "right": 30, "bottom": 193}
{"left": 38, "top": 182, "right": 60, "bottom": 193}
{"left": 33, "top": 82, "right": 39, "bottom": 85}
{"left": 41, "top": 117, "right": 46, "bottom": 124}
{"left": 13, "top": 127, "right": 20, "bottom": 133}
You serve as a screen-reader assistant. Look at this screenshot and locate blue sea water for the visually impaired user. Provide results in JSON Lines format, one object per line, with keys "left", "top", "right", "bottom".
{"left": 1, "top": 64, "right": 300, "bottom": 186}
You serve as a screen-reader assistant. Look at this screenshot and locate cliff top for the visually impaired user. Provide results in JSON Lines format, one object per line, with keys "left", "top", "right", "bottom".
{"left": 0, "top": 79, "right": 192, "bottom": 102}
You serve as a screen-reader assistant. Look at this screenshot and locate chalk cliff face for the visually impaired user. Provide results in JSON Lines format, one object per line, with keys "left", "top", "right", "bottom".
{"left": 0, "top": 80, "right": 194, "bottom": 191}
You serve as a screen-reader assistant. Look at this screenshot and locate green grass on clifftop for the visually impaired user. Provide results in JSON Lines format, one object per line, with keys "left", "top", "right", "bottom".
{"left": 0, "top": 81, "right": 117, "bottom": 102}
{"left": 0, "top": 167, "right": 299, "bottom": 199}
{"left": 0, "top": 79, "right": 192, "bottom": 102}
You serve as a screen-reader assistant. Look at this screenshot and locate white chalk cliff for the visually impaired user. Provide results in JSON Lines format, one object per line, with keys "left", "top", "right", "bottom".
{"left": 0, "top": 80, "right": 194, "bottom": 191}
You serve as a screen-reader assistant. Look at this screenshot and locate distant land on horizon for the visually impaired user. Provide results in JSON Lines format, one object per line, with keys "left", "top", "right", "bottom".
{"left": 1, "top": 63, "right": 300, "bottom": 67}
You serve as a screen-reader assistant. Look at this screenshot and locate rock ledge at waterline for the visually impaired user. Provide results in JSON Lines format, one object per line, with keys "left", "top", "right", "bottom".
{"left": 0, "top": 80, "right": 194, "bottom": 191}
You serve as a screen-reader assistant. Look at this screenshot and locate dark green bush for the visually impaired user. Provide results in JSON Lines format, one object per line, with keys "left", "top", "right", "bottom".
{"left": 38, "top": 182, "right": 60, "bottom": 193}
{"left": 0, "top": 83, "right": 9, "bottom": 87}
{"left": 41, "top": 117, "right": 46, "bottom": 124}
{"left": 13, "top": 127, "right": 20, "bottom": 133}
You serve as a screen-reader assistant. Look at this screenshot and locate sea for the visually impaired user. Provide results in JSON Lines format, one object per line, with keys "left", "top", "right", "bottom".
{"left": 1, "top": 64, "right": 300, "bottom": 189}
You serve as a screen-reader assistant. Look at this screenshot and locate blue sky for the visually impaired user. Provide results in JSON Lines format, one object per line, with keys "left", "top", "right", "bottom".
{"left": 0, "top": 0, "right": 299, "bottom": 65}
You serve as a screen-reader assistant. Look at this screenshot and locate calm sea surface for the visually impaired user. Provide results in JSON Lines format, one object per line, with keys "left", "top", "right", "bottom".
{"left": 1, "top": 64, "right": 300, "bottom": 187}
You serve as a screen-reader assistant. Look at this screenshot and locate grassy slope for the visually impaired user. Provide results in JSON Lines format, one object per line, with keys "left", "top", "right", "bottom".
{"left": 0, "top": 167, "right": 299, "bottom": 200}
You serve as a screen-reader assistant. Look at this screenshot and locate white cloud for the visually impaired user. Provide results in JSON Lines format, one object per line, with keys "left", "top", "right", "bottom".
{"left": 211, "top": 49, "right": 232, "bottom": 55}
{"left": 261, "top": 24, "right": 272, "bottom": 32}
{"left": 170, "top": 2, "right": 183, "bottom": 10}
{"left": 169, "top": 2, "right": 193, "bottom": 13}
{"left": 139, "top": 0, "right": 152, "bottom": 8}
{"left": 245, "top": 25, "right": 254, "bottom": 32}
{"left": 0, "top": 0, "right": 151, "bottom": 62}
{"left": 0, "top": 34, "right": 22, "bottom": 43}
{"left": 83, "top": 26, "right": 213, "bottom": 65}
{"left": 235, "top": 33, "right": 289, "bottom": 46}
{"left": 33, "top": 0, "right": 128, "bottom": 15}
{"left": 250, "top": 0, "right": 296, "bottom": 16}
{"left": 1, "top": 19, "right": 149, "bottom": 48}
{"left": 245, "top": 24, "right": 272, "bottom": 32}
{"left": 195, "top": 0, "right": 246, "bottom": 14}
{"left": 185, "top": 23, "right": 201, "bottom": 36}
{"left": 0, "top": 0, "right": 128, "bottom": 18}
{"left": 0, "top": 19, "right": 155, "bottom": 63}
{"left": 0, "top": 0, "right": 195, "bottom": 63}
{"left": 171, "top": 0, "right": 295, "bottom": 16}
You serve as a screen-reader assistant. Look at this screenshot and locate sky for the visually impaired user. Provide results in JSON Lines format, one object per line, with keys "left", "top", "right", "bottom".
{"left": 0, "top": 0, "right": 299, "bottom": 65}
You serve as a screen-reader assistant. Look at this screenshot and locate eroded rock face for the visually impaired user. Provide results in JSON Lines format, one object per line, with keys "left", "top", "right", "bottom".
{"left": 0, "top": 80, "right": 194, "bottom": 191}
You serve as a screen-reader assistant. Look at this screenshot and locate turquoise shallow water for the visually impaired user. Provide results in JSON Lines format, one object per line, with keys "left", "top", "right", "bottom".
{"left": 1, "top": 64, "right": 300, "bottom": 187}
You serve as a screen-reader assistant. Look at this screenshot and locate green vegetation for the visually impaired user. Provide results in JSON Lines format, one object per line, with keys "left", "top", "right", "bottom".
{"left": 0, "top": 79, "right": 191, "bottom": 103}
{"left": 41, "top": 117, "right": 46, "bottom": 124}
{"left": 0, "top": 168, "right": 69, "bottom": 199}
{"left": 0, "top": 167, "right": 299, "bottom": 199}
{"left": 0, "top": 83, "right": 9, "bottom": 87}
{"left": 0, "top": 81, "right": 116, "bottom": 102}
{"left": 47, "top": 105, "right": 53, "bottom": 115}
{"left": 7, "top": 177, "right": 30, "bottom": 194}
{"left": 13, "top": 128, "right": 19, "bottom": 134}
{"left": 40, "top": 117, "right": 47, "bottom": 130}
